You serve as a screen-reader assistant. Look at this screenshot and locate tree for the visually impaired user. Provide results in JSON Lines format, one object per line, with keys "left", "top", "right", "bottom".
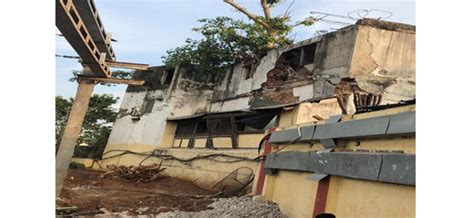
{"left": 162, "top": 0, "right": 317, "bottom": 78}
{"left": 69, "top": 70, "right": 135, "bottom": 87}
{"left": 55, "top": 94, "right": 119, "bottom": 159}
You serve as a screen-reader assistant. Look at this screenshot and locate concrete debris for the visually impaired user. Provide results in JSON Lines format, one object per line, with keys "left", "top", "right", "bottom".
{"left": 156, "top": 196, "right": 287, "bottom": 218}
{"left": 335, "top": 78, "right": 383, "bottom": 114}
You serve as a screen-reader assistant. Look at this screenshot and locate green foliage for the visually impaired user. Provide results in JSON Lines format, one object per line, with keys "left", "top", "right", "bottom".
{"left": 162, "top": 1, "right": 317, "bottom": 79}
{"left": 56, "top": 94, "right": 119, "bottom": 159}
{"left": 56, "top": 96, "right": 73, "bottom": 152}
{"left": 69, "top": 162, "right": 86, "bottom": 169}
{"left": 69, "top": 70, "right": 135, "bottom": 86}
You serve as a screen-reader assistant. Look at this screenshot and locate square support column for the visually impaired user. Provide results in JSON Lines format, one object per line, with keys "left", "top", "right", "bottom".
{"left": 56, "top": 79, "right": 95, "bottom": 197}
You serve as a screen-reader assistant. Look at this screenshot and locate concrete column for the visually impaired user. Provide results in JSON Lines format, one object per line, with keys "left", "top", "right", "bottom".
{"left": 56, "top": 79, "right": 95, "bottom": 197}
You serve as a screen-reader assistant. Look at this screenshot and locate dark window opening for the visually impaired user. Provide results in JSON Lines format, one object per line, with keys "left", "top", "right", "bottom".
{"left": 175, "top": 121, "right": 196, "bottom": 137}
{"left": 277, "top": 43, "right": 317, "bottom": 73}
{"left": 163, "top": 69, "right": 174, "bottom": 85}
{"left": 243, "top": 65, "right": 252, "bottom": 79}
{"left": 285, "top": 49, "right": 302, "bottom": 70}
{"left": 143, "top": 99, "right": 155, "bottom": 114}
{"left": 208, "top": 117, "right": 233, "bottom": 136}
{"left": 234, "top": 110, "right": 278, "bottom": 134}
{"left": 172, "top": 110, "right": 279, "bottom": 148}
{"left": 301, "top": 44, "right": 316, "bottom": 66}
{"left": 196, "top": 120, "right": 208, "bottom": 135}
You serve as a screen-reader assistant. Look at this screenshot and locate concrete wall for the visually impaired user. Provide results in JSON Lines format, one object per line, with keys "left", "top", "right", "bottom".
{"left": 107, "top": 19, "right": 415, "bottom": 149}
{"left": 95, "top": 145, "right": 260, "bottom": 188}
{"left": 312, "top": 25, "right": 358, "bottom": 98}
{"left": 349, "top": 21, "right": 416, "bottom": 104}
{"left": 107, "top": 89, "right": 171, "bottom": 146}
{"left": 326, "top": 176, "right": 415, "bottom": 218}
{"left": 259, "top": 105, "right": 416, "bottom": 218}
{"left": 108, "top": 71, "right": 213, "bottom": 147}
{"left": 101, "top": 20, "right": 416, "bottom": 201}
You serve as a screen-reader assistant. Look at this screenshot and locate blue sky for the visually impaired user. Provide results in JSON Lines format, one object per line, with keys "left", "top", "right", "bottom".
{"left": 56, "top": 0, "right": 415, "bottom": 106}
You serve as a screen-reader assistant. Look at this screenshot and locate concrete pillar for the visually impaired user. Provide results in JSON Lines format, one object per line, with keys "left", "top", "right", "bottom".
{"left": 56, "top": 79, "right": 95, "bottom": 197}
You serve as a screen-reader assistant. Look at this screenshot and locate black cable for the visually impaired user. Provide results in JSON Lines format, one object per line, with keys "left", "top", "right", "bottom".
{"left": 101, "top": 149, "right": 262, "bottom": 165}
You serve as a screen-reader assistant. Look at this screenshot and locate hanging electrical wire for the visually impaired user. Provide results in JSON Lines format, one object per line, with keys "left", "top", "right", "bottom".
{"left": 55, "top": 54, "right": 80, "bottom": 60}
{"left": 347, "top": 9, "right": 393, "bottom": 20}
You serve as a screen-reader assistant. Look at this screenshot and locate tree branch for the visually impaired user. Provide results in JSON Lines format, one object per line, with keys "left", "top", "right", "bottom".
{"left": 260, "top": 0, "right": 271, "bottom": 19}
{"left": 223, "top": 0, "right": 271, "bottom": 30}
{"left": 283, "top": 0, "right": 295, "bottom": 18}
{"left": 292, "top": 16, "right": 318, "bottom": 27}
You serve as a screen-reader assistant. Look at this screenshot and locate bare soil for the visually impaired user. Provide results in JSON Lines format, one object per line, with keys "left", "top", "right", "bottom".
{"left": 57, "top": 168, "right": 215, "bottom": 216}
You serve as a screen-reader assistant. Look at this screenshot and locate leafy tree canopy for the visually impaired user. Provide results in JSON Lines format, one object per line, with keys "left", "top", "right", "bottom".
{"left": 162, "top": 0, "right": 316, "bottom": 78}
{"left": 69, "top": 70, "right": 135, "bottom": 86}
{"left": 56, "top": 94, "right": 119, "bottom": 159}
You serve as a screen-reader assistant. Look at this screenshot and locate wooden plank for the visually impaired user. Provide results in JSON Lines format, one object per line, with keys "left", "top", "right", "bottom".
{"left": 106, "top": 61, "right": 150, "bottom": 71}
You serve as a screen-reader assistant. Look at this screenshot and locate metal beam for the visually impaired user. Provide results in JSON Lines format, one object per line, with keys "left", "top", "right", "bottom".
{"left": 56, "top": 0, "right": 111, "bottom": 77}
{"left": 72, "top": 0, "right": 115, "bottom": 60}
{"left": 106, "top": 60, "right": 150, "bottom": 71}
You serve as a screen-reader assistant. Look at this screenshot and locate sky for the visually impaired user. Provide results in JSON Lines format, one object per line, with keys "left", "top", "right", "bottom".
{"left": 56, "top": 0, "right": 415, "bottom": 107}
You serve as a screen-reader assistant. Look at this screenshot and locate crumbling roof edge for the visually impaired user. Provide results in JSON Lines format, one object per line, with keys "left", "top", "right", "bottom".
{"left": 356, "top": 18, "right": 415, "bottom": 33}
{"left": 250, "top": 96, "right": 338, "bottom": 110}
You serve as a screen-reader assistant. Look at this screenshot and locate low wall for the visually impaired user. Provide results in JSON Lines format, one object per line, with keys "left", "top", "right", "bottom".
{"left": 88, "top": 144, "right": 261, "bottom": 189}
{"left": 259, "top": 105, "right": 416, "bottom": 218}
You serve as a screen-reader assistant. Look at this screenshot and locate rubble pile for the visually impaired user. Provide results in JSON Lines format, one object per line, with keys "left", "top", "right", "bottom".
{"left": 101, "top": 163, "right": 166, "bottom": 183}
{"left": 157, "top": 196, "right": 286, "bottom": 217}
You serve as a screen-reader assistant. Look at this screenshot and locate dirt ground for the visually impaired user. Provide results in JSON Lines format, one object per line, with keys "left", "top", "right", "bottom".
{"left": 57, "top": 168, "right": 215, "bottom": 216}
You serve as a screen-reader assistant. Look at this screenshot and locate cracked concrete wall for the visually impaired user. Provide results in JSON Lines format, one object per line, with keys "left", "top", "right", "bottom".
{"left": 108, "top": 89, "right": 171, "bottom": 146}
{"left": 211, "top": 50, "right": 279, "bottom": 110}
{"left": 312, "top": 26, "right": 358, "bottom": 98}
{"left": 349, "top": 23, "right": 416, "bottom": 104}
{"left": 106, "top": 19, "right": 416, "bottom": 148}
{"left": 293, "top": 84, "right": 314, "bottom": 101}
{"left": 209, "top": 97, "right": 250, "bottom": 112}
{"left": 108, "top": 71, "right": 213, "bottom": 146}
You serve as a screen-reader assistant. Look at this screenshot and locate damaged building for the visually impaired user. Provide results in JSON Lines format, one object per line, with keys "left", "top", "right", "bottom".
{"left": 74, "top": 18, "right": 416, "bottom": 218}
